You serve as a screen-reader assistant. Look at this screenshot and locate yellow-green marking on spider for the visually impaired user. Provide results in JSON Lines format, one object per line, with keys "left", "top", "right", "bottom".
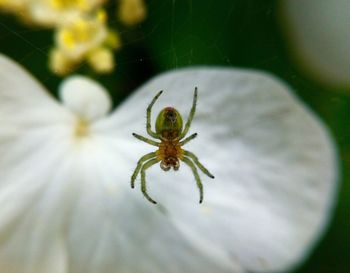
{"left": 131, "top": 88, "right": 214, "bottom": 204}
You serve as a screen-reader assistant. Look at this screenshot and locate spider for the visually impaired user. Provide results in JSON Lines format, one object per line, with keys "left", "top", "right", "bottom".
{"left": 131, "top": 87, "right": 214, "bottom": 204}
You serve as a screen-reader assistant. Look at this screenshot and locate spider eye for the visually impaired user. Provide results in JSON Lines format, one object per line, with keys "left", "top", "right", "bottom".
{"left": 166, "top": 111, "right": 176, "bottom": 122}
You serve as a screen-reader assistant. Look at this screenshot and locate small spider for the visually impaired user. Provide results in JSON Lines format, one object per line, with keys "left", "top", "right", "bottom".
{"left": 131, "top": 87, "right": 214, "bottom": 204}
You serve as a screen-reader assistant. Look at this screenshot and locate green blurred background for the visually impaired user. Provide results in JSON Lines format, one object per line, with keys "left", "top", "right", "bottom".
{"left": 0, "top": 0, "right": 349, "bottom": 272}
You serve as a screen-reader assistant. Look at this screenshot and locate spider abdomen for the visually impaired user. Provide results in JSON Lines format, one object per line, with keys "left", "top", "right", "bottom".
{"left": 155, "top": 107, "right": 183, "bottom": 138}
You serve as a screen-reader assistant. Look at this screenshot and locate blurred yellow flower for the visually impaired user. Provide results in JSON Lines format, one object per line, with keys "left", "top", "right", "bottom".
{"left": 57, "top": 10, "right": 107, "bottom": 57}
{"left": 28, "top": 0, "right": 106, "bottom": 27}
{"left": 0, "top": 0, "right": 146, "bottom": 75}
{"left": 87, "top": 47, "right": 115, "bottom": 73}
{"left": 118, "top": 0, "right": 146, "bottom": 26}
{"left": 50, "top": 10, "right": 120, "bottom": 75}
{"left": 49, "top": 48, "right": 75, "bottom": 75}
{"left": 0, "top": 0, "right": 28, "bottom": 13}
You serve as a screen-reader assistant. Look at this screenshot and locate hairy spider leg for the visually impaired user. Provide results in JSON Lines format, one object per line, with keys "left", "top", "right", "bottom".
{"left": 179, "top": 87, "right": 198, "bottom": 139}
{"left": 131, "top": 152, "right": 157, "bottom": 188}
{"left": 141, "top": 158, "right": 160, "bottom": 204}
{"left": 179, "top": 133, "right": 197, "bottom": 146}
{"left": 181, "top": 157, "right": 203, "bottom": 203}
{"left": 132, "top": 133, "right": 160, "bottom": 146}
{"left": 147, "top": 90, "right": 163, "bottom": 139}
{"left": 183, "top": 150, "right": 215, "bottom": 179}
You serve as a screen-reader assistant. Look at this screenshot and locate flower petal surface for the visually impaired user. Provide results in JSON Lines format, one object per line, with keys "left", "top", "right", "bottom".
{"left": 0, "top": 54, "right": 338, "bottom": 273}
{"left": 0, "top": 54, "right": 75, "bottom": 273}
{"left": 97, "top": 67, "right": 338, "bottom": 272}
{"left": 59, "top": 76, "right": 112, "bottom": 121}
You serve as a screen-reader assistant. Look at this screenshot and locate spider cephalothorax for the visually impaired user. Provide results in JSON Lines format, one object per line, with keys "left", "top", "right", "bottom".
{"left": 131, "top": 88, "right": 214, "bottom": 204}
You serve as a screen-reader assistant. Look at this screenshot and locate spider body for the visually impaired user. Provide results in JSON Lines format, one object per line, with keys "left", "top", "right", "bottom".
{"left": 131, "top": 88, "right": 214, "bottom": 204}
{"left": 156, "top": 139, "right": 183, "bottom": 171}
{"left": 155, "top": 107, "right": 184, "bottom": 171}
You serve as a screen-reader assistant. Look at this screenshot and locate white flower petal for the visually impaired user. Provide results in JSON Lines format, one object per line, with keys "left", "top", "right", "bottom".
{"left": 0, "top": 54, "right": 75, "bottom": 173}
{"left": 0, "top": 153, "right": 73, "bottom": 273}
{"left": 0, "top": 55, "right": 338, "bottom": 273}
{"left": 97, "top": 67, "right": 338, "bottom": 272}
{"left": 280, "top": 0, "right": 350, "bottom": 88}
{"left": 0, "top": 56, "right": 242, "bottom": 273}
{"left": 59, "top": 76, "right": 112, "bottom": 121}
{"left": 0, "top": 54, "right": 77, "bottom": 273}
{"left": 64, "top": 138, "right": 243, "bottom": 273}
{"left": 0, "top": 54, "right": 71, "bottom": 124}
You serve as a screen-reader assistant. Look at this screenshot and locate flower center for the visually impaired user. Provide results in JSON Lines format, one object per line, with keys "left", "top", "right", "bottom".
{"left": 75, "top": 117, "right": 89, "bottom": 138}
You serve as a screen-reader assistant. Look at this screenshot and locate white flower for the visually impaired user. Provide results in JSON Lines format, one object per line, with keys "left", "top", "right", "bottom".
{"left": 280, "top": 0, "right": 350, "bottom": 89}
{"left": 0, "top": 54, "right": 338, "bottom": 273}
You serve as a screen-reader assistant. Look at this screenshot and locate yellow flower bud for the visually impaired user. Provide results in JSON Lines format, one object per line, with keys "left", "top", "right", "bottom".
{"left": 87, "top": 47, "right": 114, "bottom": 73}
{"left": 49, "top": 48, "right": 75, "bottom": 75}
{"left": 56, "top": 12, "right": 107, "bottom": 59}
{"left": 118, "top": 0, "right": 146, "bottom": 26}
{"left": 105, "top": 30, "right": 122, "bottom": 50}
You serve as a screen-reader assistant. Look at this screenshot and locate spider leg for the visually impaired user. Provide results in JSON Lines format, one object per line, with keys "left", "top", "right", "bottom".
{"left": 132, "top": 133, "right": 160, "bottom": 146}
{"left": 183, "top": 150, "right": 215, "bottom": 179}
{"left": 180, "top": 87, "right": 197, "bottom": 139}
{"left": 147, "top": 90, "right": 163, "bottom": 139}
{"left": 181, "top": 157, "right": 203, "bottom": 203}
{"left": 141, "top": 158, "right": 160, "bottom": 204}
{"left": 131, "top": 152, "right": 157, "bottom": 188}
{"left": 179, "top": 133, "right": 197, "bottom": 146}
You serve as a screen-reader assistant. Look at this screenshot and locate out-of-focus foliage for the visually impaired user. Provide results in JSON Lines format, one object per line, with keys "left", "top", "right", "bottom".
{"left": 0, "top": 0, "right": 349, "bottom": 272}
